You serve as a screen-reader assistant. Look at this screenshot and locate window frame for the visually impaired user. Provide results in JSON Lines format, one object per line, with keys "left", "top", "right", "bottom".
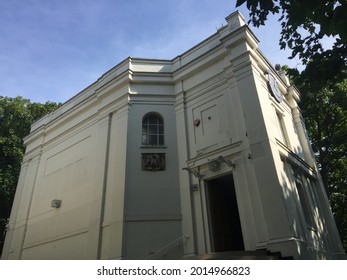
{"left": 275, "top": 109, "right": 291, "bottom": 148}
{"left": 141, "top": 112, "right": 165, "bottom": 147}
{"left": 288, "top": 163, "right": 317, "bottom": 231}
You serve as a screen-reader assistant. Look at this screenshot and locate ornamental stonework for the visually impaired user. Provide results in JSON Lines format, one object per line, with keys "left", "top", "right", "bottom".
{"left": 142, "top": 153, "right": 166, "bottom": 171}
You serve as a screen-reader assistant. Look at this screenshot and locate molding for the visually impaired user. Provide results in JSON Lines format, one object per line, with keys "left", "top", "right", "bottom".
{"left": 22, "top": 228, "right": 89, "bottom": 250}
{"left": 130, "top": 71, "right": 173, "bottom": 84}
{"left": 128, "top": 93, "right": 176, "bottom": 105}
{"left": 124, "top": 215, "right": 182, "bottom": 222}
{"left": 173, "top": 46, "right": 226, "bottom": 82}
{"left": 186, "top": 141, "right": 243, "bottom": 167}
{"left": 277, "top": 139, "right": 317, "bottom": 176}
{"left": 256, "top": 236, "right": 305, "bottom": 249}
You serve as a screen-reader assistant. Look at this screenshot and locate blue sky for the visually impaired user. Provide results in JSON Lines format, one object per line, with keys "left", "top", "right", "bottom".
{"left": 0, "top": 0, "right": 301, "bottom": 104}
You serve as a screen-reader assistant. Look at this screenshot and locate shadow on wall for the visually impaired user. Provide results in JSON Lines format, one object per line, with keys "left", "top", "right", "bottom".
{"left": 279, "top": 158, "right": 342, "bottom": 259}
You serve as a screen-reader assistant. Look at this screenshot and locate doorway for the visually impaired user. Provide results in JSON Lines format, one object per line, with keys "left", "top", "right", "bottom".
{"left": 206, "top": 173, "right": 244, "bottom": 252}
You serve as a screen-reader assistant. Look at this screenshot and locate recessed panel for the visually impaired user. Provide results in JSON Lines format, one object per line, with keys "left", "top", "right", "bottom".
{"left": 201, "top": 105, "right": 219, "bottom": 135}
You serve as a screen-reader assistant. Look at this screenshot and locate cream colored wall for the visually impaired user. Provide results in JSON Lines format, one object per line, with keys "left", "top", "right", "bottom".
{"left": 2, "top": 78, "right": 131, "bottom": 259}
{"left": 174, "top": 11, "right": 344, "bottom": 259}
{"left": 173, "top": 12, "right": 277, "bottom": 257}
{"left": 23, "top": 127, "right": 94, "bottom": 259}
{"left": 121, "top": 93, "right": 182, "bottom": 259}
{"left": 99, "top": 107, "right": 129, "bottom": 260}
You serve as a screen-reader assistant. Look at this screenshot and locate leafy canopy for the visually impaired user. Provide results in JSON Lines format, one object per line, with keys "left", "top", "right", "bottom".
{"left": 236, "top": 0, "right": 347, "bottom": 84}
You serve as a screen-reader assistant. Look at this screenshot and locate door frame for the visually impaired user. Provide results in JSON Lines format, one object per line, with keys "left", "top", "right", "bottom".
{"left": 203, "top": 172, "right": 245, "bottom": 252}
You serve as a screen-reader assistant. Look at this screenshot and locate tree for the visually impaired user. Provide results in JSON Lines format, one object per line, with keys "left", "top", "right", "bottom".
{"left": 236, "top": 0, "right": 347, "bottom": 84}
{"left": 0, "top": 96, "right": 61, "bottom": 254}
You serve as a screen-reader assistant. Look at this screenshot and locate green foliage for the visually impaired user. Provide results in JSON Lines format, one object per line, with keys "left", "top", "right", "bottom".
{"left": 0, "top": 96, "right": 61, "bottom": 254}
{"left": 236, "top": 0, "right": 347, "bottom": 84}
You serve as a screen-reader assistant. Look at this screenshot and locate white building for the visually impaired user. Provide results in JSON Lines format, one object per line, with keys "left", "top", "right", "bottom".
{"left": 2, "top": 11, "right": 345, "bottom": 260}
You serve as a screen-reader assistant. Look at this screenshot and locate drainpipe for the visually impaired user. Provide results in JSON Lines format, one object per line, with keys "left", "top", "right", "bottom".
{"left": 19, "top": 153, "right": 42, "bottom": 259}
{"left": 96, "top": 113, "right": 113, "bottom": 259}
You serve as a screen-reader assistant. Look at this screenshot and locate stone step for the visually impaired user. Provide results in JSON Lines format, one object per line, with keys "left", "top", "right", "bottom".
{"left": 183, "top": 249, "right": 290, "bottom": 260}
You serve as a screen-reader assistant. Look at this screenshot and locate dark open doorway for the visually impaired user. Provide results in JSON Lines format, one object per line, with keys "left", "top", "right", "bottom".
{"left": 206, "top": 173, "right": 244, "bottom": 252}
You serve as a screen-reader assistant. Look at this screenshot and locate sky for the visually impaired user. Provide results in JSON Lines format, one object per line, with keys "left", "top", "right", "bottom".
{"left": 0, "top": 0, "right": 302, "bottom": 104}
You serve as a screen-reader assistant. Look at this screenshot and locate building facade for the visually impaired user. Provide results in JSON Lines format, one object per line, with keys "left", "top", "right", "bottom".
{"left": 2, "top": 11, "right": 345, "bottom": 260}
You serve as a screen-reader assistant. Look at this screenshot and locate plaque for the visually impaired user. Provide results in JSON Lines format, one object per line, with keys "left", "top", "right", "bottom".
{"left": 142, "top": 153, "right": 166, "bottom": 171}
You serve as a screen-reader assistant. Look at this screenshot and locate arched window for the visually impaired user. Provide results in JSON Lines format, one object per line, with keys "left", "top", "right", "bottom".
{"left": 142, "top": 112, "right": 164, "bottom": 146}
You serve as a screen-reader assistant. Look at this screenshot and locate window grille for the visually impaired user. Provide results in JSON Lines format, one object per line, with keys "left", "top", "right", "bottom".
{"left": 142, "top": 112, "right": 164, "bottom": 146}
